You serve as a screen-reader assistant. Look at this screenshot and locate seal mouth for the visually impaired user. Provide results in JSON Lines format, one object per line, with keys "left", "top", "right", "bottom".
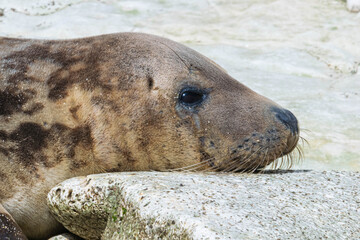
{"left": 168, "top": 133, "right": 304, "bottom": 172}
{"left": 215, "top": 132, "right": 302, "bottom": 173}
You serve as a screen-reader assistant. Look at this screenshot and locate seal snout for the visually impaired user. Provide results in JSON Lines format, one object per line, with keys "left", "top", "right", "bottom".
{"left": 271, "top": 107, "right": 299, "bottom": 135}
{"left": 271, "top": 106, "right": 299, "bottom": 155}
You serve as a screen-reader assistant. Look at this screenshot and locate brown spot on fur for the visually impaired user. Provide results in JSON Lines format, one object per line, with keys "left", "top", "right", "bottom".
{"left": 68, "top": 126, "right": 93, "bottom": 170}
{"left": 23, "top": 102, "right": 44, "bottom": 115}
{"left": 0, "top": 131, "right": 7, "bottom": 140}
{"left": 68, "top": 125, "right": 93, "bottom": 158}
{"left": 2, "top": 42, "right": 112, "bottom": 101}
{"left": 69, "top": 105, "right": 80, "bottom": 120}
{"left": 0, "top": 147, "right": 9, "bottom": 156}
{"left": 44, "top": 123, "right": 93, "bottom": 170}
{"left": 0, "top": 171, "right": 5, "bottom": 181}
{"left": 122, "top": 149, "right": 136, "bottom": 163}
{"left": 9, "top": 122, "right": 49, "bottom": 167}
{"left": 45, "top": 43, "right": 112, "bottom": 100}
{"left": 0, "top": 121, "right": 93, "bottom": 171}
{"left": 9, "top": 122, "right": 48, "bottom": 152}
{"left": 2, "top": 44, "right": 50, "bottom": 84}
{"left": 71, "top": 126, "right": 92, "bottom": 146}
{"left": 0, "top": 88, "right": 36, "bottom": 116}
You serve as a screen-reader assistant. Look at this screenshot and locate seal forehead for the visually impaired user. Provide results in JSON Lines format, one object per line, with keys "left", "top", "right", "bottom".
{"left": 124, "top": 34, "right": 248, "bottom": 92}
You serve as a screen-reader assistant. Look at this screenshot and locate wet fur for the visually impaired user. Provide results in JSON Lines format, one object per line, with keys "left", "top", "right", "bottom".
{"left": 0, "top": 33, "right": 299, "bottom": 239}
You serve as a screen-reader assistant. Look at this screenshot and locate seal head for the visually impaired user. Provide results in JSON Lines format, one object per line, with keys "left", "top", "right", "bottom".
{"left": 86, "top": 33, "right": 300, "bottom": 172}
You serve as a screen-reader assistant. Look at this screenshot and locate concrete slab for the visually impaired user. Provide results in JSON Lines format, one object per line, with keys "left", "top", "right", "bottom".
{"left": 47, "top": 171, "right": 360, "bottom": 240}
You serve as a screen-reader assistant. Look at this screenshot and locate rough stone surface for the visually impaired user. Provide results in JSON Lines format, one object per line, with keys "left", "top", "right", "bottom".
{"left": 47, "top": 176, "right": 120, "bottom": 240}
{"left": 48, "top": 233, "right": 82, "bottom": 240}
{"left": 47, "top": 171, "right": 360, "bottom": 240}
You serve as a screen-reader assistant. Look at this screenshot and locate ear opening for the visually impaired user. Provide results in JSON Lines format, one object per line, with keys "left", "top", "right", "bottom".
{"left": 147, "top": 76, "right": 154, "bottom": 90}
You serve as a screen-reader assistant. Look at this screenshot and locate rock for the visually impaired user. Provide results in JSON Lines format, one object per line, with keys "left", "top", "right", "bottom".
{"left": 48, "top": 232, "right": 82, "bottom": 240}
{"left": 47, "top": 176, "right": 120, "bottom": 240}
{"left": 47, "top": 171, "right": 360, "bottom": 240}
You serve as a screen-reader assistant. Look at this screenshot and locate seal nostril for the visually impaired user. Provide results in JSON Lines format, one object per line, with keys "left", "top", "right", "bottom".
{"left": 271, "top": 107, "right": 299, "bottom": 135}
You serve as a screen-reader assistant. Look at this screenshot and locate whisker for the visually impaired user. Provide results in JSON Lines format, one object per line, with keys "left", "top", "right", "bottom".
{"left": 227, "top": 146, "right": 263, "bottom": 173}
{"left": 269, "top": 152, "right": 280, "bottom": 170}
{"left": 257, "top": 148, "right": 269, "bottom": 173}
{"left": 284, "top": 154, "right": 290, "bottom": 169}
{"left": 165, "top": 133, "right": 307, "bottom": 173}
{"left": 185, "top": 160, "right": 215, "bottom": 172}
{"left": 299, "top": 128, "right": 311, "bottom": 134}
{"left": 299, "top": 136, "right": 309, "bottom": 147}
{"left": 281, "top": 154, "right": 288, "bottom": 169}
{"left": 296, "top": 146, "right": 304, "bottom": 160}
{"left": 169, "top": 158, "right": 214, "bottom": 172}
{"left": 211, "top": 150, "right": 244, "bottom": 172}
{"left": 249, "top": 148, "right": 267, "bottom": 173}
{"left": 221, "top": 148, "right": 254, "bottom": 172}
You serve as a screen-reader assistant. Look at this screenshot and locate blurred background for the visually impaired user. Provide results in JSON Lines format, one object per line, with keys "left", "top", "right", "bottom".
{"left": 0, "top": 0, "right": 359, "bottom": 170}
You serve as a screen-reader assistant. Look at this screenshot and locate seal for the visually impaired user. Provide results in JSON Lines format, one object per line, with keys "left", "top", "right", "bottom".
{"left": 0, "top": 32, "right": 300, "bottom": 239}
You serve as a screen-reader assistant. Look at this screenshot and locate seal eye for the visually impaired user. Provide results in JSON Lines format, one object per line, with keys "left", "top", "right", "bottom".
{"left": 179, "top": 88, "right": 206, "bottom": 106}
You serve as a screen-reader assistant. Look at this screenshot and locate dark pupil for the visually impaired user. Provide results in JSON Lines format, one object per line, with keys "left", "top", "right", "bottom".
{"left": 180, "top": 91, "right": 203, "bottom": 104}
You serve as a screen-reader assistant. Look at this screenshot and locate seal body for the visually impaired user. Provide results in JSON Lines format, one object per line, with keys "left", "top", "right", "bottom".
{"left": 0, "top": 33, "right": 299, "bottom": 239}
